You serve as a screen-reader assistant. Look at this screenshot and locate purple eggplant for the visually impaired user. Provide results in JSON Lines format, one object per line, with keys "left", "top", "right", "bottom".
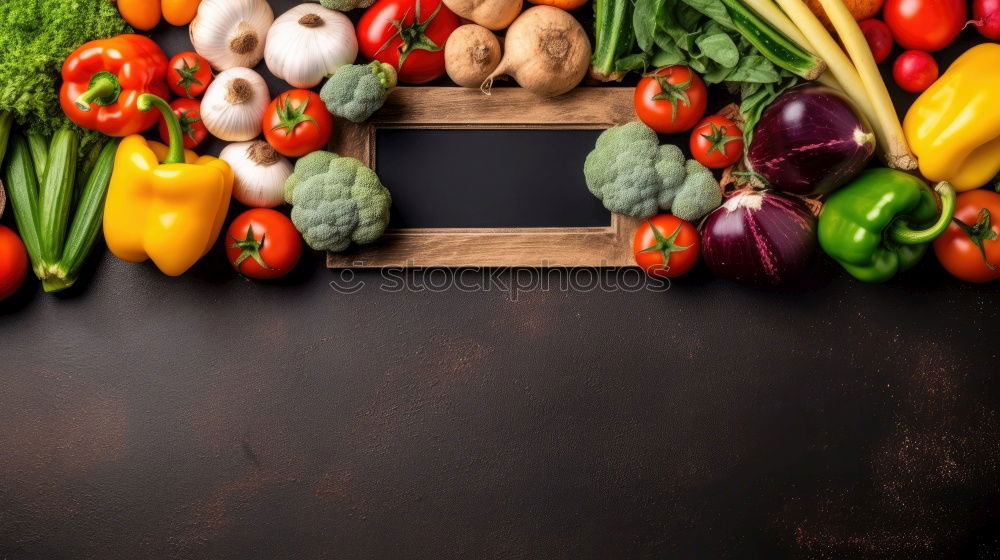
{"left": 701, "top": 189, "right": 817, "bottom": 287}
{"left": 748, "top": 86, "right": 875, "bottom": 196}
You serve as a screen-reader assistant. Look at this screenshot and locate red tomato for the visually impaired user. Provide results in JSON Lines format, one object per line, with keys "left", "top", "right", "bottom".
{"left": 167, "top": 52, "right": 213, "bottom": 98}
{"left": 893, "top": 50, "right": 938, "bottom": 93}
{"left": 934, "top": 190, "right": 1000, "bottom": 283}
{"left": 690, "top": 116, "right": 743, "bottom": 169}
{"left": 883, "top": 0, "right": 966, "bottom": 52}
{"left": 0, "top": 225, "right": 28, "bottom": 301}
{"left": 225, "top": 209, "right": 303, "bottom": 280}
{"left": 357, "top": 0, "right": 460, "bottom": 84}
{"left": 858, "top": 19, "right": 894, "bottom": 64}
{"left": 634, "top": 66, "right": 707, "bottom": 134}
{"left": 158, "top": 99, "right": 207, "bottom": 149}
{"left": 632, "top": 214, "right": 700, "bottom": 278}
{"left": 263, "top": 90, "right": 334, "bottom": 158}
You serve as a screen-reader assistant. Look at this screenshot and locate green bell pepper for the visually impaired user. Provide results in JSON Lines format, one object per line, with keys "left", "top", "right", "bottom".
{"left": 818, "top": 168, "right": 956, "bottom": 283}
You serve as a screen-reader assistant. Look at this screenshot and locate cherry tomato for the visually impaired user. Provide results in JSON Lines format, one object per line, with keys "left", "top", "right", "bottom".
{"left": 883, "top": 0, "right": 966, "bottom": 52}
{"left": 690, "top": 116, "right": 744, "bottom": 169}
{"left": 973, "top": 0, "right": 1000, "bottom": 39}
{"left": 934, "top": 190, "right": 1000, "bottom": 283}
{"left": 158, "top": 99, "right": 207, "bottom": 149}
{"left": 263, "top": 90, "right": 334, "bottom": 158}
{"left": 167, "top": 52, "right": 213, "bottom": 99}
{"left": 632, "top": 214, "right": 700, "bottom": 278}
{"left": 0, "top": 225, "right": 28, "bottom": 301}
{"left": 225, "top": 209, "right": 303, "bottom": 280}
{"left": 858, "top": 19, "right": 894, "bottom": 64}
{"left": 893, "top": 50, "right": 938, "bottom": 93}
{"left": 634, "top": 66, "right": 707, "bottom": 134}
{"left": 357, "top": 0, "right": 460, "bottom": 84}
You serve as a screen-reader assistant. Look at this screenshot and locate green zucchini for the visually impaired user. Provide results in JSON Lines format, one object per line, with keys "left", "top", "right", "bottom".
{"left": 37, "top": 128, "right": 78, "bottom": 265}
{"left": 591, "top": 0, "right": 635, "bottom": 81}
{"left": 50, "top": 139, "right": 119, "bottom": 291}
{"left": 719, "top": 0, "right": 826, "bottom": 80}
{"left": 0, "top": 112, "right": 12, "bottom": 169}
{"left": 26, "top": 131, "right": 50, "bottom": 182}
{"left": 3, "top": 135, "right": 44, "bottom": 275}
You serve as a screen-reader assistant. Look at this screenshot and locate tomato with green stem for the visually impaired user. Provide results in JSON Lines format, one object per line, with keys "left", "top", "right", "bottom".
{"left": 263, "top": 90, "right": 334, "bottom": 158}
{"left": 690, "top": 116, "right": 743, "bottom": 169}
{"left": 634, "top": 66, "right": 707, "bottom": 134}
{"left": 357, "top": 0, "right": 460, "bottom": 84}
{"left": 933, "top": 189, "right": 1000, "bottom": 283}
{"left": 167, "top": 52, "right": 212, "bottom": 99}
{"left": 225, "top": 209, "right": 303, "bottom": 280}
{"left": 157, "top": 99, "right": 207, "bottom": 149}
{"left": 632, "top": 214, "right": 700, "bottom": 278}
{"left": 0, "top": 225, "right": 28, "bottom": 301}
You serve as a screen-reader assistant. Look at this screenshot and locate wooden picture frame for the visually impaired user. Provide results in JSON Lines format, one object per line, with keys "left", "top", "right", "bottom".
{"left": 327, "top": 87, "right": 641, "bottom": 268}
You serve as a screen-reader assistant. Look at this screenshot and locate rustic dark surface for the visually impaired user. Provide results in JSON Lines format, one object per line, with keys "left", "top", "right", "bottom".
{"left": 1, "top": 3, "right": 999, "bottom": 558}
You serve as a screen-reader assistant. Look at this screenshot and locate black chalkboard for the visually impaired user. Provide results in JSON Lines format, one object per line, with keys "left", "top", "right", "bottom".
{"left": 375, "top": 129, "right": 611, "bottom": 229}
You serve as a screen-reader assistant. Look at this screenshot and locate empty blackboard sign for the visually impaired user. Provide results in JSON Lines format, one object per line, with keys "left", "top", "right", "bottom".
{"left": 376, "top": 128, "right": 609, "bottom": 229}
{"left": 327, "top": 87, "right": 642, "bottom": 268}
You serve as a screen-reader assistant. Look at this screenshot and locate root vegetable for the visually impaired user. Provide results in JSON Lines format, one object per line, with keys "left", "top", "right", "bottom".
{"left": 445, "top": 25, "right": 501, "bottom": 88}
{"left": 481, "top": 6, "right": 590, "bottom": 98}
{"left": 442, "top": 0, "right": 521, "bottom": 30}
{"left": 804, "top": 0, "right": 883, "bottom": 27}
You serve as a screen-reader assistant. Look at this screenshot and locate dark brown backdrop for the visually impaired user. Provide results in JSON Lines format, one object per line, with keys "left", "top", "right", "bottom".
{"left": 0, "top": 3, "right": 998, "bottom": 558}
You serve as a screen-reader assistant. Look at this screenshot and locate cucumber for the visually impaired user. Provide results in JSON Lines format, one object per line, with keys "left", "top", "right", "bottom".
{"left": 26, "top": 132, "right": 49, "bottom": 182}
{"left": 37, "top": 128, "right": 78, "bottom": 264}
{"left": 52, "top": 139, "right": 119, "bottom": 291}
{"left": 720, "top": 0, "right": 826, "bottom": 80}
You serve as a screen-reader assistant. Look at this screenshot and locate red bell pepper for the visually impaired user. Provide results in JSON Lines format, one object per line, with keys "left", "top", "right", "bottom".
{"left": 60, "top": 34, "right": 170, "bottom": 137}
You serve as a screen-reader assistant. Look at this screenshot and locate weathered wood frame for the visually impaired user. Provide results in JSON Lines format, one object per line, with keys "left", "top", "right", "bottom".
{"left": 327, "top": 87, "right": 641, "bottom": 268}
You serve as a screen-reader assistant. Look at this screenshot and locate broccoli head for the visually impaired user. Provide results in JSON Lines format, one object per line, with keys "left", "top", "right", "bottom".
{"left": 284, "top": 151, "right": 392, "bottom": 252}
{"left": 584, "top": 122, "right": 722, "bottom": 221}
{"left": 320, "top": 62, "right": 397, "bottom": 123}
{"left": 320, "top": 0, "right": 377, "bottom": 12}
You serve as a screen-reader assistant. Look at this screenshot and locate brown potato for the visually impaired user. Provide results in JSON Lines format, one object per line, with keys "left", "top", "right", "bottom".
{"left": 804, "top": 0, "right": 884, "bottom": 28}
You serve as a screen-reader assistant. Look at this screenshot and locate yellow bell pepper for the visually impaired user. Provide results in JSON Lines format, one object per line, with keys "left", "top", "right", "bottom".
{"left": 903, "top": 43, "right": 1000, "bottom": 192}
{"left": 103, "top": 94, "right": 233, "bottom": 276}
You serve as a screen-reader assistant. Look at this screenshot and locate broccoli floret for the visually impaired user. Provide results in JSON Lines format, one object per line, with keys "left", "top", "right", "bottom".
{"left": 320, "top": 0, "right": 377, "bottom": 11}
{"left": 320, "top": 62, "right": 397, "bottom": 123}
{"left": 584, "top": 122, "right": 722, "bottom": 220}
{"left": 671, "top": 160, "right": 723, "bottom": 222}
{"left": 284, "top": 151, "right": 392, "bottom": 252}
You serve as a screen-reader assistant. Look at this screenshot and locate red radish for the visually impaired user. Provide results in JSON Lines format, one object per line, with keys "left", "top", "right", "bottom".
{"left": 973, "top": 0, "right": 1000, "bottom": 39}
{"left": 859, "top": 19, "right": 893, "bottom": 64}
{"left": 893, "top": 50, "right": 938, "bottom": 93}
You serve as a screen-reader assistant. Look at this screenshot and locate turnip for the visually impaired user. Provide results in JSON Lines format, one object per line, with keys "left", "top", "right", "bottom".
{"left": 442, "top": 0, "right": 522, "bottom": 30}
{"left": 445, "top": 25, "right": 502, "bottom": 88}
{"left": 481, "top": 6, "right": 591, "bottom": 98}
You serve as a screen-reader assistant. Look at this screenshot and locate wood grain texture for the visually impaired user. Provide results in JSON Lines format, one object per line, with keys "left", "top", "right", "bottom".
{"left": 328, "top": 87, "right": 639, "bottom": 269}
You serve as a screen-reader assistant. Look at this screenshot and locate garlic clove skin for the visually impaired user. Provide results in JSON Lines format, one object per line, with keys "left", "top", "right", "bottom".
{"left": 190, "top": 0, "right": 274, "bottom": 71}
{"left": 265, "top": 4, "right": 359, "bottom": 89}
{"left": 221, "top": 141, "right": 294, "bottom": 208}
{"left": 201, "top": 68, "right": 271, "bottom": 142}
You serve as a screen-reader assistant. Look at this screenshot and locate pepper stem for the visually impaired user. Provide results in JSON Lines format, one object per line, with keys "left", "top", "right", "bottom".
{"left": 74, "top": 71, "right": 122, "bottom": 112}
{"left": 137, "top": 94, "right": 185, "bottom": 165}
{"left": 890, "top": 181, "right": 957, "bottom": 245}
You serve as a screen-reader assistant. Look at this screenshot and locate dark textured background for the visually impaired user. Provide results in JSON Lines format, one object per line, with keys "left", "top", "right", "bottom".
{"left": 1, "top": 2, "right": 999, "bottom": 558}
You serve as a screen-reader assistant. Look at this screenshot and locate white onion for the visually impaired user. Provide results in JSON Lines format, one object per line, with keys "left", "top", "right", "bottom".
{"left": 221, "top": 141, "right": 293, "bottom": 208}
{"left": 265, "top": 4, "right": 358, "bottom": 89}
{"left": 201, "top": 68, "right": 270, "bottom": 142}
{"left": 190, "top": 0, "right": 274, "bottom": 70}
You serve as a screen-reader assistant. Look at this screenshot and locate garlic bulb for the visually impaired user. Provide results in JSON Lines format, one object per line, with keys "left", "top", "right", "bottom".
{"left": 265, "top": 4, "right": 358, "bottom": 89}
{"left": 201, "top": 67, "right": 270, "bottom": 142}
{"left": 190, "top": 0, "right": 274, "bottom": 70}
{"left": 221, "top": 141, "right": 293, "bottom": 208}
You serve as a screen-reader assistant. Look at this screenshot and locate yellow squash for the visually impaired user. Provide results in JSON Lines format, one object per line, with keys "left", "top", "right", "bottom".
{"left": 904, "top": 43, "right": 1000, "bottom": 192}
{"left": 103, "top": 95, "right": 233, "bottom": 276}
